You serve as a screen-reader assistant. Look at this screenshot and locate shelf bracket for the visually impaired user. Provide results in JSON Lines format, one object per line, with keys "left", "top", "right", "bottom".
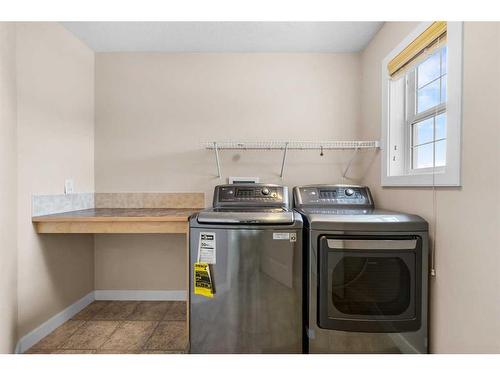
{"left": 342, "top": 147, "right": 359, "bottom": 180}
{"left": 213, "top": 142, "right": 222, "bottom": 178}
{"left": 280, "top": 142, "right": 289, "bottom": 179}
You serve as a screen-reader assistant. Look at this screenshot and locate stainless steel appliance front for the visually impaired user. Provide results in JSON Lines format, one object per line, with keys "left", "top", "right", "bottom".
{"left": 306, "top": 230, "right": 428, "bottom": 353}
{"left": 189, "top": 183, "right": 303, "bottom": 353}
{"left": 307, "top": 229, "right": 428, "bottom": 353}
{"left": 294, "top": 185, "right": 429, "bottom": 354}
{"left": 189, "top": 223, "right": 303, "bottom": 353}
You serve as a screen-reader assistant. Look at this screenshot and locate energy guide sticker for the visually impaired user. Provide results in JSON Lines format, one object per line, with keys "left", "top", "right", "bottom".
{"left": 198, "top": 232, "right": 216, "bottom": 264}
{"left": 194, "top": 262, "right": 214, "bottom": 298}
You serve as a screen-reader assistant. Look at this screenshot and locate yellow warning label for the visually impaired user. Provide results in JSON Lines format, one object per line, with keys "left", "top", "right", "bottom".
{"left": 194, "top": 262, "right": 214, "bottom": 298}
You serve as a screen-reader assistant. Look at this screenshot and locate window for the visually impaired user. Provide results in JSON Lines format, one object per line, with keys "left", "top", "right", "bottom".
{"left": 381, "top": 22, "right": 463, "bottom": 186}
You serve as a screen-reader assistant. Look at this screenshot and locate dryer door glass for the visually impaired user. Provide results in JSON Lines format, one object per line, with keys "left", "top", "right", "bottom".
{"left": 330, "top": 256, "right": 411, "bottom": 315}
{"left": 317, "top": 236, "right": 422, "bottom": 333}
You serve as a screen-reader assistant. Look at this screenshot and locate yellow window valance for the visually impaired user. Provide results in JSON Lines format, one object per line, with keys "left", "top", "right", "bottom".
{"left": 388, "top": 21, "right": 447, "bottom": 77}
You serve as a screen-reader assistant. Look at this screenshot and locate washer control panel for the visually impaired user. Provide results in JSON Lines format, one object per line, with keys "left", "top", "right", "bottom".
{"left": 214, "top": 184, "right": 288, "bottom": 207}
{"left": 294, "top": 185, "right": 374, "bottom": 208}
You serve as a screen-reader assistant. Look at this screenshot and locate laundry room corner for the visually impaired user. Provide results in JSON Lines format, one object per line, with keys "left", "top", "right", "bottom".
{"left": 1, "top": 2, "right": 499, "bottom": 373}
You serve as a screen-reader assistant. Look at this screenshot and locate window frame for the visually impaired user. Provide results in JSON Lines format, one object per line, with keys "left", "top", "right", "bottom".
{"left": 381, "top": 22, "right": 463, "bottom": 187}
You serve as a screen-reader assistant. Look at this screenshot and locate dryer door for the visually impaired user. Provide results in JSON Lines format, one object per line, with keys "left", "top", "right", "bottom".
{"left": 317, "top": 235, "right": 422, "bottom": 332}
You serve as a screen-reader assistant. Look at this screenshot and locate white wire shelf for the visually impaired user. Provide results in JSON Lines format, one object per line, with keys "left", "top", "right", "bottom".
{"left": 203, "top": 140, "right": 380, "bottom": 179}
{"left": 204, "top": 140, "right": 380, "bottom": 150}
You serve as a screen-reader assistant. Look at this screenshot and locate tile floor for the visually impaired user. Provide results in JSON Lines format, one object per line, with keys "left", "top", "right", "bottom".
{"left": 25, "top": 301, "right": 188, "bottom": 354}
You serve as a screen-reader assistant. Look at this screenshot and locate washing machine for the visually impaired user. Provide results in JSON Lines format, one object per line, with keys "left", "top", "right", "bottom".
{"left": 189, "top": 184, "right": 303, "bottom": 353}
{"left": 294, "top": 184, "right": 428, "bottom": 354}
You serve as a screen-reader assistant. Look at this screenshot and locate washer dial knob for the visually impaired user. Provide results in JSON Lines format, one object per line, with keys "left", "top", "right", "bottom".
{"left": 345, "top": 188, "right": 355, "bottom": 196}
{"left": 261, "top": 188, "right": 270, "bottom": 195}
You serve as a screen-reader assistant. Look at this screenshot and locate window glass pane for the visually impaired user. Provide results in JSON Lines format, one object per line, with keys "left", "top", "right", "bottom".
{"left": 413, "top": 143, "right": 434, "bottom": 169}
{"left": 441, "top": 47, "right": 447, "bottom": 74}
{"left": 413, "top": 117, "right": 434, "bottom": 145}
{"left": 441, "top": 74, "right": 447, "bottom": 103}
{"left": 417, "top": 79, "right": 440, "bottom": 113}
{"left": 435, "top": 113, "right": 446, "bottom": 140}
{"left": 418, "top": 51, "right": 441, "bottom": 88}
{"left": 435, "top": 139, "right": 446, "bottom": 167}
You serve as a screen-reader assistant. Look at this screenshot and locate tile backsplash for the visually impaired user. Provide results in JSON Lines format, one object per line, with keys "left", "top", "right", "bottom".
{"left": 95, "top": 193, "right": 205, "bottom": 209}
{"left": 32, "top": 193, "right": 94, "bottom": 216}
{"left": 31, "top": 192, "right": 205, "bottom": 216}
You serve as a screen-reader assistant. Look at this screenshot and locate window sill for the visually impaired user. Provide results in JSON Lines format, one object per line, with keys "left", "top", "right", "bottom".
{"left": 381, "top": 169, "right": 459, "bottom": 187}
{"left": 407, "top": 166, "right": 446, "bottom": 175}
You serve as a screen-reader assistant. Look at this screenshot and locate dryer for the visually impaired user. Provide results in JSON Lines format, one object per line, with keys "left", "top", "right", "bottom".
{"left": 294, "top": 185, "right": 428, "bottom": 354}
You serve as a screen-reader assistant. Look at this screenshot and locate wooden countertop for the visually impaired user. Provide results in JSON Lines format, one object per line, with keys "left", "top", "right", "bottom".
{"left": 33, "top": 208, "right": 198, "bottom": 222}
{"left": 32, "top": 208, "right": 200, "bottom": 234}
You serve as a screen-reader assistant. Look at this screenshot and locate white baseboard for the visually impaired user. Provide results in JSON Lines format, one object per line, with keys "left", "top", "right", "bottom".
{"left": 94, "top": 289, "right": 187, "bottom": 301}
{"left": 15, "top": 291, "right": 95, "bottom": 354}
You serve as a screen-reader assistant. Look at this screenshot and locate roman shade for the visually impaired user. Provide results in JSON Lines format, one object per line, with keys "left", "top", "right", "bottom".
{"left": 388, "top": 21, "right": 447, "bottom": 77}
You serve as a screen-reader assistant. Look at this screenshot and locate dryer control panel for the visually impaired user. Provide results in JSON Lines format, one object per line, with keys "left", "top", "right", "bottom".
{"left": 293, "top": 185, "right": 374, "bottom": 208}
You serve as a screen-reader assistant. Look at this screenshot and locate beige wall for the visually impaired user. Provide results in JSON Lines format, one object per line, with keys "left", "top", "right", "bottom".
{"left": 16, "top": 23, "right": 95, "bottom": 338}
{"left": 360, "top": 22, "right": 500, "bottom": 353}
{"left": 0, "top": 23, "right": 18, "bottom": 353}
{"left": 95, "top": 234, "right": 187, "bottom": 290}
{"left": 94, "top": 53, "right": 364, "bottom": 290}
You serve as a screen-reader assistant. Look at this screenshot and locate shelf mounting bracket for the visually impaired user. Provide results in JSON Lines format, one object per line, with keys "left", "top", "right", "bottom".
{"left": 342, "top": 147, "right": 359, "bottom": 180}
{"left": 280, "top": 142, "right": 289, "bottom": 179}
{"left": 213, "top": 142, "right": 222, "bottom": 178}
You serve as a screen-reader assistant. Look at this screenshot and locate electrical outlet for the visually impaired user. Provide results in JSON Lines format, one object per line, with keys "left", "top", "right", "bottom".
{"left": 64, "top": 179, "right": 74, "bottom": 194}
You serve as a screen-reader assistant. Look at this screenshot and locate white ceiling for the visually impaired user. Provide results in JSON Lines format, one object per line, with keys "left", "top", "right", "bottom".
{"left": 61, "top": 22, "right": 383, "bottom": 53}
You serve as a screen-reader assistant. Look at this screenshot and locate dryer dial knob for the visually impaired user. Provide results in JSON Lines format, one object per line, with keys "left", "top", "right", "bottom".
{"left": 261, "top": 188, "right": 270, "bottom": 195}
{"left": 345, "top": 188, "right": 355, "bottom": 196}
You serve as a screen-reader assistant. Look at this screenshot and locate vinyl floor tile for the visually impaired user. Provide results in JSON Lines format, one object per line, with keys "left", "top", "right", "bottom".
{"left": 163, "top": 301, "right": 187, "bottom": 321}
{"left": 72, "top": 301, "right": 110, "bottom": 320}
{"left": 31, "top": 320, "right": 85, "bottom": 350}
{"left": 100, "top": 321, "right": 158, "bottom": 351}
{"left": 144, "top": 321, "right": 187, "bottom": 351}
{"left": 96, "top": 349, "right": 142, "bottom": 354}
{"left": 141, "top": 350, "right": 187, "bottom": 354}
{"left": 93, "top": 301, "right": 139, "bottom": 320}
{"left": 62, "top": 321, "right": 120, "bottom": 350}
{"left": 53, "top": 349, "right": 97, "bottom": 354}
{"left": 128, "top": 301, "right": 170, "bottom": 321}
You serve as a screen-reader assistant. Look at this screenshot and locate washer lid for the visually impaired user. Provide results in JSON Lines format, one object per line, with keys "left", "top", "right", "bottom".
{"left": 296, "top": 208, "right": 428, "bottom": 232}
{"left": 197, "top": 207, "right": 295, "bottom": 224}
